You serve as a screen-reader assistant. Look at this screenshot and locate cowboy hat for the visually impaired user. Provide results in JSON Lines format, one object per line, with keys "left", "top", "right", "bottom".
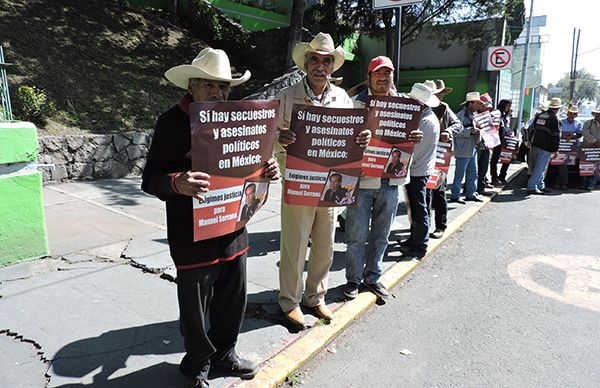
{"left": 408, "top": 82, "right": 440, "bottom": 108}
{"left": 165, "top": 48, "right": 251, "bottom": 89}
{"left": 460, "top": 92, "right": 482, "bottom": 105}
{"left": 592, "top": 106, "right": 600, "bottom": 114}
{"left": 292, "top": 32, "right": 346, "bottom": 73}
{"left": 567, "top": 105, "right": 579, "bottom": 114}
{"left": 547, "top": 97, "right": 562, "bottom": 109}
{"left": 435, "top": 79, "right": 453, "bottom": 94}
{"left": 423, "top": 80, "right": 443, "bottom": 94}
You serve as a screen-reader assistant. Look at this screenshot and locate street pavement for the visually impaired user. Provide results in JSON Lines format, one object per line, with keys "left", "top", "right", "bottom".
{"left": 0, "top": 163, "right": 524, "bottom": 388}
{"left": 297, "top": 172, "right": 600, "bottom": 388}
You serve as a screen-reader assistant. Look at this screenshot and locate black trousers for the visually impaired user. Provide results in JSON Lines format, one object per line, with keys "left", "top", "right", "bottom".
{"left": 426, "top": 178, "right": 447, "bottom": 231}
{"left": 490, "top": 144, "right": 510, "bottom": 180}
{"left": 477, "top": 148, "right": 490, "bottom": 192}
{"left": 403, "top": 176, "right": 430, "bottom": 255}
{"left": 177, "top": 253, "right": 247, "bottom": 379}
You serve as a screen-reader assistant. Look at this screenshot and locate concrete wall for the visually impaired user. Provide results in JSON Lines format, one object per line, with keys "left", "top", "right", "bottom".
{"left": 0, "top": 121, "right": 49, "bottom": 266}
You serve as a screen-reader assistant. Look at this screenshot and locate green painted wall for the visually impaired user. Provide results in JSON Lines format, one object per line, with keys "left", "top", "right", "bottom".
{"left": 0, "top": 121, "right": 38, "bottom": 164}
{"left": 0, "top": 121, "right": 49, "bottom": 266}
{"left": 0, "top": 172, "right": 49, "bottom": 266}
{"left": 395, "top": 67, "right": 491, "bottom": 113}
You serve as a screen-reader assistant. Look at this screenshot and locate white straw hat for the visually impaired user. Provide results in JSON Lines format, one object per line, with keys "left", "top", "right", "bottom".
{"left": 292, "top": 32, "right": 346, "bottom": 73}
{"left": 460, "top": 92, "right": 482, "bottom": 105}
{"left": 165, "top": 48, "right": 251, "bottom": 89}
{"left": 548, "top": 97, "right": 563, "bottom": 109}
{"left": 408, "top": 82, "right": 440, "bottom": 108}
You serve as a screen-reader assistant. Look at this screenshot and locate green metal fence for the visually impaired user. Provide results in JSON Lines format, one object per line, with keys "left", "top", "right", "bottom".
{"left": 0, "top": 46, "right": 13, "bottom": 121}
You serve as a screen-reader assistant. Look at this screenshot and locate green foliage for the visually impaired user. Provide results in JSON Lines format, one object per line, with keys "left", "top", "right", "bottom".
{"left": 13, "top": 85, "right": 56, "bottom": 124}
{"left": 188, "top": 0, "right": 255, "bottom": 62}
{"left": 304, "top": 0, "right": 525, "bottom": 53}
{"left": 552, "top": 69, "right": 599, "bottom": 105}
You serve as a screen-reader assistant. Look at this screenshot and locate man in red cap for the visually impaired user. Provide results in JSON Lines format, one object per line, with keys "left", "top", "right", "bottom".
{"left": 342, "top": 56, "right": 424, "bottom": 299}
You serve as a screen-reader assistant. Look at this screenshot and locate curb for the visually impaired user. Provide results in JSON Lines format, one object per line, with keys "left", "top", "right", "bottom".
{"left": 236, "top": 167, "right": 527, "bottom": 388}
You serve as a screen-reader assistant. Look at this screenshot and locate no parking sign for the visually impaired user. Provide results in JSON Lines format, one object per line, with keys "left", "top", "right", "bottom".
{"left": 486, "top": 46, "right": 513, "bottom": 71}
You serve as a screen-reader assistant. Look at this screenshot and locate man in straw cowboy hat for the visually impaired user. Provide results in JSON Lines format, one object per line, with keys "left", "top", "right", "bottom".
{"left": 581, "top": 106, "right": 600, "bottom": 190}
{"left": 526, "top": 97, "right": 562, "bottom": 194}
{"left": 343, "top": 55, "right": 424, "bottom": 300}
{"left": 397, "top": 83, "right": 441, "bottom": 259}
{"left": 554, "top": 105, "right": 583, "bottom": 189}
{"left": 275, "top": 32, "right": 371, "bottom": 326}
{"left": 142, "top": 48, "right": 280, "bottom": 387}
{"left": 449, "top": 91, "right": 484, "bottom": 203}
{"left": 423, "top": 79, "right": 463, "bottom": 240}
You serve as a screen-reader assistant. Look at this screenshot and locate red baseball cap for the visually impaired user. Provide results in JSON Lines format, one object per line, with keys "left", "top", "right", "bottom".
{"left": 368, "top": 56, "right": 395, "bottom": 74}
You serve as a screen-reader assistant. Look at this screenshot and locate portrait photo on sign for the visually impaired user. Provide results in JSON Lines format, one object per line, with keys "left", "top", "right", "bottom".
{"left": 385, "top": 147, "right": 410, "bottom": 177}
{"left": 237, "top": 181, "right": 269, "bottom": 222}
{"left": 320, "top": 171, "right": 358, "bottom": 205}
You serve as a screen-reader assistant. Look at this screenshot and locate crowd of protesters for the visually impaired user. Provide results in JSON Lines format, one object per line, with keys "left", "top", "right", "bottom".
{"left": 142, "top": 33, "right": 599, "bottom": 387}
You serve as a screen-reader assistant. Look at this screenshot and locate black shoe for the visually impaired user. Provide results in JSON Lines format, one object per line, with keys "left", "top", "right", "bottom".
{"left": 337, "top": 214, "right": 346, "bottom": 232}
{"left": 491, "top": 178, "right": 501, "bottom": 186}
{"left": 541, "top": 188, "right": 552, "bottom": 193}
{"left": 465, "top": 196, "right": 484, "bottom": 202}
{"left": 477, "top": 190, "right": 493, "bottom": 197}
{"left": 430, "top": 229, "right": 445, "bottom": 239}
{"left": 363, "top": 281, "right": 390, "bottom": 299}
{"left": 342, "top": 282, "right": 360, "bottom": 299}
{"left": 399, "top": 244, "right": 425, "bottom": 259}
{"left": 212, "top": 354, "right": 258, "bottom": 380}
{"left": 484, "top": 183, "right": 494, "bottom": 189}
{"left": 498, "top": 177, "right": 507, "bottom": 184}
{"left": 448, "top": 198, "right": 466, "bottom": 204}
{"left": 185, "top": 377, "right": 209, "bottom": 388}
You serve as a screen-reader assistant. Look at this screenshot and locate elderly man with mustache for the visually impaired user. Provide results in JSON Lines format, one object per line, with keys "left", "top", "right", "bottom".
{"left": 275, "top": 32, "right": 371, "bottom": 326}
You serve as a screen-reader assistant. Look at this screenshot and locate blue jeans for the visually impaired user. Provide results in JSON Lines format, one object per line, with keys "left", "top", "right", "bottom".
{"left": 345, "top": 181, "right": 399, "bottom": 285}
{"left": 584, "top": 175, "right": 598, "bottom": 189}
{"left": 402, "top": 176, "right": 430, "bottom": 255}
{"left": 527, "top": 146, "right": 552, "bottom": 191}
{"left": 451, "top": 152, "right": 478, "bottom": 199}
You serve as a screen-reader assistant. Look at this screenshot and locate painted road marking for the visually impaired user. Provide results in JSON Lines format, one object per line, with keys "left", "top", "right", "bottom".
{"left": 507, "top": 255, "right": 600, "bottom": 313}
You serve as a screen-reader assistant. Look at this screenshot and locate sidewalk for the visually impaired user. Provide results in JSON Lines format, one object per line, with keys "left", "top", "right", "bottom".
{"left": 0, "top": 163, "right": 524, "bottom": 388}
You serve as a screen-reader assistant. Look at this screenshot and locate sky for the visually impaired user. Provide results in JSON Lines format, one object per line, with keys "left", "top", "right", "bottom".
{"left": 525, "top": 0, "right": 600, "bottom": 86}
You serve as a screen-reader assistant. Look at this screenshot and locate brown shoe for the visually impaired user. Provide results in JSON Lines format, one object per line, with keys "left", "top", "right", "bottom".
{"left": 311, "top": 303, "right": 333, "bottom": 320}
{"left": 283, "top": 307, "right": 305, "bottom": 326}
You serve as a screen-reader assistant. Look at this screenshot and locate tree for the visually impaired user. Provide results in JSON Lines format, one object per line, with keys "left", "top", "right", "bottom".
{"left": 551, "top": 69, "right": 599, "bottom": 105}
{"left": 287, "top": 0, "right": 308, "bottom": 69}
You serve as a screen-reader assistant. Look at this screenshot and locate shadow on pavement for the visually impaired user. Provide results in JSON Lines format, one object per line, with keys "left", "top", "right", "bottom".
{"left": 51, "top": 321, "right": 183, "bottom": 387}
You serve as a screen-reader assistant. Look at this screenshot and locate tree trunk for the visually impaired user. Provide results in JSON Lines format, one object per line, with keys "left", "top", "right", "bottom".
{"left": 383, "top": 9, "right": 394, "bottom": 58}
{"left": 467, "top": 49, "right": 483, "bottom": 91}
{"left": 286, "top": 0, "right": 308, "bottom": 69}
{"left": 169, "top": 0, "right": 178, "bottom": 21}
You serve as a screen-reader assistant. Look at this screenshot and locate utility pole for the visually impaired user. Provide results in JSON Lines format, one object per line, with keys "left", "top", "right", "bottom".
{"left": 569, "top": 29, "right": 581, "bottom": 105}
{"left": 394, "top": 7, "right": 402, "bottom": 83}
{"left": 516, "top": 0, "right": 534, "bottom": 129}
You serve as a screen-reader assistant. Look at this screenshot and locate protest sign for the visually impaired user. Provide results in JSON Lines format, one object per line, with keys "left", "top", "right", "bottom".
{"left": 190, "top": 100, "right": 279, "bottom": 241}
{"left": 578, "top": 147, "right": 600, "bottom": 176}
{"left": 499, "top": 136, "right": 519, "bottom": 164}
{"left": 473, "top": 110, "right": 501, "bottom": 149}
{"left": 284, "top": 104, "right": 367, "bottom": 207}
{"left": 362, "top": 95, "right": 425, "bottom": 179}
{"left": 550, "top": 134, "right": 579, "bottom": 165}
{"left": 426, "top": 138, "right": 452, "bottom": 189}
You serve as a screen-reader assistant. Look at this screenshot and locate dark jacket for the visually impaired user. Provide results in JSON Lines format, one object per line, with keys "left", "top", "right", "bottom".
{"left": 497, "top": 99, "right": 513, "bottom": 138}
{"left": 142, "top": 101, "right": 248, "bottom": 269}
{"left": 528, "top": 109, "right": 561, "bottom": 153}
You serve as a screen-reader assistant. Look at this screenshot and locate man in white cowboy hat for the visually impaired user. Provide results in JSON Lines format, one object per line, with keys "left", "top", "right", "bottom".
{"left": 397, "top": 82, "right": 441, "bottom": 259}
{"left": 343, "top": 55, "right": 424, "bottom": 299}
{"left": 275, "top": 32, "right": 371, "bottom": 325}
{"left": 581, "top": 106, "right": 600, "bottom": 190}
{"left": 554, "top": 105, "right": 583, "bottom": 189}
{"left": 142, "top": 47, "right": 280, "bottom": 387}
{"left": 424, "top": 79, "right": 463, "bottom": 240}
{"left": 449, "top": 92, "right": 484, "bottom": 203}
{"left": 526, "top": 97, "right": 562, "bottom": 194}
